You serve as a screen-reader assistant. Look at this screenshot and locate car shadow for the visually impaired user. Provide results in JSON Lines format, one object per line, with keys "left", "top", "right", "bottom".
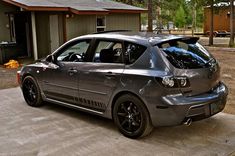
{"left": 41, "top": 102, "right": 116, "bottom": 131}
{"left": 40, "top": 102, "right": 234, "bottom": 143}
{"left": 37, "top": 102, "right": 235, "bottom": 154}
{"left": 141, "top": 114, "right": 235, "bottom": 154}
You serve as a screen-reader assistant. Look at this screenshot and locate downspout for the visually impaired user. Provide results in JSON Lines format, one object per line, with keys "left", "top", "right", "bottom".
{"left": 31, "top": 12, "right": 38, "bottom": 60}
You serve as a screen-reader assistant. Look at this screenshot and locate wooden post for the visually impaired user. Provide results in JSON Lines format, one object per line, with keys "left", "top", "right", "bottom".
{"left": 31, "top": 12, "right": 38, "bottom": 60}
{"left": 229, "top": 0, "right": 234, "bottom": 47}
{"left": 209, "top": 0, "right": 214, "bottom": 46}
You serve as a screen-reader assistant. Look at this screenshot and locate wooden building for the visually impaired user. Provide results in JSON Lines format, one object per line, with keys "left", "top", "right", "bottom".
{"left": 204, "top": 5, "right": 232, "bottom": 34}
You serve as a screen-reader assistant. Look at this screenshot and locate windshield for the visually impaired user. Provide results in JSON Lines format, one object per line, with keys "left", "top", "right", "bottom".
{"left": 156, "top": 39, "right": 213, "bottom": 69}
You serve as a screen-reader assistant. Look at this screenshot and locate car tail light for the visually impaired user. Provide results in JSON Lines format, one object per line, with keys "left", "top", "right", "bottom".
{"left": 156, "top": 76, "right": 190, "bottom": 88}
{"left": 17, "top": 71, "right": 21, "bottom": 84}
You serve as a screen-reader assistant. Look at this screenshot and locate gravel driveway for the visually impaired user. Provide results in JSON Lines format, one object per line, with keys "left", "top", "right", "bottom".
{"left": 0, "top": 87, "right": 235, "bottom": 156}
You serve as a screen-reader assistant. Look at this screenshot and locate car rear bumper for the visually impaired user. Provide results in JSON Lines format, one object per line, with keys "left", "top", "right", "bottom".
{"left": 150, "top": 82, "right": 228, "bottom": 127}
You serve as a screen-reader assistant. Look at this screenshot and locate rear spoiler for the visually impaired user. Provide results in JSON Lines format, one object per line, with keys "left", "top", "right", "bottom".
{"left": 154, "top": 37, "right": 200, "bottom": 46}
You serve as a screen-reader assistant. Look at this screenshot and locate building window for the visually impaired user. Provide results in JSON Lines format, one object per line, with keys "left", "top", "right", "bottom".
{"left": 9, "top": 14, "right": 16, "bottom": 42}
{"left": 96, "top": 16, "right": 106, "bottom": 32}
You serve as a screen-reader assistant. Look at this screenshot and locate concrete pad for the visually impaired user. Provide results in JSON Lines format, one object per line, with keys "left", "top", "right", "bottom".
{"left": 0, "top": 87, "right": 235, "bottom": 156}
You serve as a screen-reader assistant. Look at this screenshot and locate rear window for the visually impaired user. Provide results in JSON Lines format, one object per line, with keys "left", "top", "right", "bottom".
{"left": 157, "top": 39, "right": 213, "bottom": 69}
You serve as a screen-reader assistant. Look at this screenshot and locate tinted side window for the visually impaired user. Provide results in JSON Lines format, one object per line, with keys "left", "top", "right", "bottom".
{"left": 93, "top": 40, "right": 123, "bottom": 63}
{"left": 124, "top": 42, "right": 147, "bottom": 65}
{"left": 57, "top": 40, "right": 91, "bottom": 62}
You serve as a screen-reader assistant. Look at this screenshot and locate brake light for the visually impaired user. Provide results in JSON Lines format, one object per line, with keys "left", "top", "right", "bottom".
{"left": 156, "top": 76, "right": 190, "bottom": 88}
{"left": 17, "top": 71, "right": 21, "bottom": 84}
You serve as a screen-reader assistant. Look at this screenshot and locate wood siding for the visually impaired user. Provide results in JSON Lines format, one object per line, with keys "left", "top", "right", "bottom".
{"left": 106, "top": 13, "right": 140, "bottom": 31}
{"left": 0, "top": 1, "right": 17, "bottom": 42}
{"left": 204, "top": 7, "right": 231, "bottom": 33}
{"left": 36, "top": 13, "right": 140, "bottom": 58}
{"left": 35, "top": 12, "right": 50, "bottom": 58}
{"left": 35, "top": 12, "right": 65, "bottom": 58}
{"left": 66, "top": 15, "right": 96, "bottom": 40}
{"left": 66, "top": 13, "right": 140, "bottom": 40}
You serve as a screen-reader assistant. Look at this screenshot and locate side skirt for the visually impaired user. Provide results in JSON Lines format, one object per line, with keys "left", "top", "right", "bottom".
{"left": 45, "top": 98, "right": 104, "bottom": 115}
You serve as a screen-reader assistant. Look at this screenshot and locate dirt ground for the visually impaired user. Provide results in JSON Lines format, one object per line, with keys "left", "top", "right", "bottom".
{"left": 206, "top": 47, "right": 235, "bottom": 115}
{"left": 0, "top": 45, "right": 235, "bottom": 115}
{"left": 0, "top": 66, "right": 19, "bottom": 89}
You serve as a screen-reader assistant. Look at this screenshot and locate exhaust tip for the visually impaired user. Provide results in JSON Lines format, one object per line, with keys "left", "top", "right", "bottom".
{"left": 184, "top": 118, "right": 192, "bottom": 126}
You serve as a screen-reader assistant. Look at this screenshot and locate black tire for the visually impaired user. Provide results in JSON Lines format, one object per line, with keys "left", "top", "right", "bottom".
{"left": 22, "top": 76, "right": 43, "bottom": 107}
{"left": 113, "top": 94, "right": 153, "bottom": 139}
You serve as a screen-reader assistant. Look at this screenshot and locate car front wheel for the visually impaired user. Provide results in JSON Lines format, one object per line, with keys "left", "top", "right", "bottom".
{"left": 22, "top": 76, "right": 43, "bottom": 107}
{"left": 113, "top": 94, "right": 153, "bottom": 138}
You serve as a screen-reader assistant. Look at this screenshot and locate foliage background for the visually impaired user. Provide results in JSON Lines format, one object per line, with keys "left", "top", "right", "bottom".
{"left": 114, "top": 0, "right": 229, "bottom": 30}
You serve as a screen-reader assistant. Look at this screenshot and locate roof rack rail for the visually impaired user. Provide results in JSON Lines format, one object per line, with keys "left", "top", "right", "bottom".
{"left": 93, "top": 30, "right": 131, "bottom": 34}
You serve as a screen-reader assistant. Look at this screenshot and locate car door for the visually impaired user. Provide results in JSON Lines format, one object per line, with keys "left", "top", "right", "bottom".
{"left": 77, "top": 40, "right": 125, "bottom": 112}
{"left": 41, "top": 39, "right": 91, "bottom": 104}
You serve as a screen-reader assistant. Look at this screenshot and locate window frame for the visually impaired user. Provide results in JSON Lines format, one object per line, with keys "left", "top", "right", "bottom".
{"left": 91, "top": 39, "right": 147, "bottom": 65}
{"left": 54, "top": 39, "right": 93, "bottom": 63}
{"left": 91, "top": 39, "right": 125, "bottom": 64}
{"left": 96, "top": 15, "right": 106, "bottom": 32}
{"left": 123, "top": 41, "right": 147, "bottom": 65}
{"left": 8, "top": 14, "right": 16, "bottom": 42}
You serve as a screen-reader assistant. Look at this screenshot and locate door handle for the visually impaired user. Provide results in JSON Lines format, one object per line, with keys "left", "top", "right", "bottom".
{"left": 105, "top": 72, "right": 117, "bottom": 78}
{"left": 68, "top": 69, "right": 78, "bottom": 74}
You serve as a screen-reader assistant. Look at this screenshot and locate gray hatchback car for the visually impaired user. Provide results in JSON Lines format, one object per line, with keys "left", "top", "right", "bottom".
{"left": 18, "top": 32, "right": 228, "bottom": 138}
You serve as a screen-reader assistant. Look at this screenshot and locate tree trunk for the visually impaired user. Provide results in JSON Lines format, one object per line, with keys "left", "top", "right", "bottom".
{"left": 192, "top": 2, "right": 197, "bottom": 36}
{"left": 128, "top": 0, "right": 133, "bottom": 5}
{"left": 148, "top": 0, "right": 153, "bottom": 32}
{"left": 229, "top": 0, "right": 234, "bottom": 47}
{"left": 209, "top": 0, "right": 214, "bottom": 46}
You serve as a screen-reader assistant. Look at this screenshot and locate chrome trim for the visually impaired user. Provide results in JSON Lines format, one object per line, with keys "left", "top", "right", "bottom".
{"left": 46, "top": 98, "right": 104, "bottom": 115}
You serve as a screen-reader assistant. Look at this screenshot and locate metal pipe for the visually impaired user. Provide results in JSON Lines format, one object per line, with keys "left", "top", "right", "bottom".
{"left": 184, "top": 118, "right": 192, "bottom": 126}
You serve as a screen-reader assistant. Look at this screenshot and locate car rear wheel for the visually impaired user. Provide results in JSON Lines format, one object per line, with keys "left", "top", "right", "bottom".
{"left": 22, "top": 76, "right": 43, "bottom": 107}
{"left": 113, "top": 94, "right": 153, "bottom": 138}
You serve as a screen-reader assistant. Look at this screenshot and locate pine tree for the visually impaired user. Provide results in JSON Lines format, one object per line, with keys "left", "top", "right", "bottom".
{"left": 175, "top": 5, "right": 186, "bottom": 28}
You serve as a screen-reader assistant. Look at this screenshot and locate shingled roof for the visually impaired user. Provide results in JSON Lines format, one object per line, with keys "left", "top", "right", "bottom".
{"left": 3, "top": 0, "right": 146, "bottom": 14}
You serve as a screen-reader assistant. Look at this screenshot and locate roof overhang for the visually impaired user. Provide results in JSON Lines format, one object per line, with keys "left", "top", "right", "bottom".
{"left": 2, "top": 0, "right": 147, "bottom": 15}
{"left": 2, "top": 0, "right": 69, "bottom": 11}
{"left": 70, "top": 8, "right": 110, "bottom": 15}
{"left": 108, "top": 9, "right": 147, "bottom": 13}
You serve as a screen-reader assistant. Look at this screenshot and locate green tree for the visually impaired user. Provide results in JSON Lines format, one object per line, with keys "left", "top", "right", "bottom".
{"left": 174, "top": 5, "right": 186, "bottom": 28}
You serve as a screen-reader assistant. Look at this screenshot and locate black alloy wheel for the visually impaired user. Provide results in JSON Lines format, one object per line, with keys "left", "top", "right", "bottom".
{"left": 22, "top": 76, "right": 43, "bottom": 107}
{"left": 113, "top": 94, "right": 153, "bottom": 138}
{"left": 117, "top": 101, "right": 142, "bottom": 132}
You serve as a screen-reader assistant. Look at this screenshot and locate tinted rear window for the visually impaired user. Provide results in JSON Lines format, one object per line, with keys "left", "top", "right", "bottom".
{"left": 157, "top": 39, "right": 213, "bottom": 69}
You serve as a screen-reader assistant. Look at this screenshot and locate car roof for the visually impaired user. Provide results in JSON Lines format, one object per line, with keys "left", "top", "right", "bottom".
{"left": 76, "top": 31, "right": 198, "bottom": 46}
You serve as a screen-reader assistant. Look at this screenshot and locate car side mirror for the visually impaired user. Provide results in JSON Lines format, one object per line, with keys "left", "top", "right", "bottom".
{"left": 46, "top": 54, "right": 55, "bottom": 63}
{"left": 45, "top": 54, "right": 59, "bottom": 69}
